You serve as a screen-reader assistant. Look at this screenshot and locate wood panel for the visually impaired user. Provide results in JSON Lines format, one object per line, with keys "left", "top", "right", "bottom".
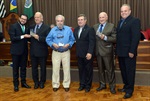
{"left": 115, "top": 41, "right": 150, "bottom": 70}
{"left": 0, "top": 42, "right": 12, "bottom": 61}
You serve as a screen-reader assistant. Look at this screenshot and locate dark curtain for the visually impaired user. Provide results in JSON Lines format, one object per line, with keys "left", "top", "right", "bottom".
{"left": 3, "top": 0, "right": 150, "bottom": 30}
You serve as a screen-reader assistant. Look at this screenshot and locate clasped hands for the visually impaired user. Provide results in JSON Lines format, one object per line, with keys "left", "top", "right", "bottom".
{"left": 98, "top": 33, "right": 105, "bottom": 40}
{"left": 53, "top": 43, "right": 70, "bottom": 49}
{"left": 23, "top": 33, "right": 39, "bottom": 40}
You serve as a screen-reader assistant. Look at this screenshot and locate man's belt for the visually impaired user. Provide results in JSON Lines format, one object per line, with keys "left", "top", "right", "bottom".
{"left": 53, "top": 49, "right": 68, "bottom": 53}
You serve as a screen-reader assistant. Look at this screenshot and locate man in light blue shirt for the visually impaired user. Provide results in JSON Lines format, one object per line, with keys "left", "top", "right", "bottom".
{"left": 46, "top": 14, "right": 75, "bottom": 92}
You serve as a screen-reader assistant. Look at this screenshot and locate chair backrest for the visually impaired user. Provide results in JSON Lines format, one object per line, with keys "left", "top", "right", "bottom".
{"left": 146, "top": 28, "right": 150, "bottom": 40}
{"left": 0, "top": 13, "right": 19, "bottom": 41}
{"left": 141, "top": 31, "right": 149, "bottom": 40}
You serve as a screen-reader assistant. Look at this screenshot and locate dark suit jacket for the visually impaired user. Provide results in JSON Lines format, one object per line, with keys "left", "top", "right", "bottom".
{"left": 116, "top": 16, "right": 141, "bottom": 57}
{"left": 74, "top": 24, "right": 96, "bottom": 58}
{"left": 30, "top": 24, "right": 50, "bottom": 57}
{"left": 93, "top": 23, "right": 116, "bottom": 56}
{"left": 9, "top": 22, "right": 29, "bottom": 55}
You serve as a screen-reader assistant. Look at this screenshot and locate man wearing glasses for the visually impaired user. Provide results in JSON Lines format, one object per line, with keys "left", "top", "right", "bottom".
{"left": 9, "top": 14, "right": 31, "bottom": 92}
{"left": 46, "top": 15, "right": 75, "bottom": 92}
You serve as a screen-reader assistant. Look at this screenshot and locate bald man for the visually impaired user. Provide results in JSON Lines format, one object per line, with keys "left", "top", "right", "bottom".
{"left": 30, "top": 12, "right": 51, "bottom": 89}
{"left": 93, "top": 12, "right": 116, "bottom": 94}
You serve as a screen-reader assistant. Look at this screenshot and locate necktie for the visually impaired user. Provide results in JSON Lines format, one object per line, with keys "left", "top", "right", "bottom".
{"left": 36, "top": 25, "right": 39, "bottom": 33}
{"left": 78, "top": 27, "right": 82, "bottom": 38}
{"left": 119, "top": 19, "right": 124, "bottom": 28}
{"left": 21, "top": 25, "right": 25, "bottom": 33}
{"left": 99, "top": 24, "right": 103, "bottom": 33}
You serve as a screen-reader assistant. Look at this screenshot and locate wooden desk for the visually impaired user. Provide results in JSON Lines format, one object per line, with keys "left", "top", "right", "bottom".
{"left": 0, "top": 41, "right": 150, "bottom": 70}
{"left": 0, "top": 42, "right": 12, "bottom": 62}
{"left": 0, "top": 42, "right": 96, "bottom": 67}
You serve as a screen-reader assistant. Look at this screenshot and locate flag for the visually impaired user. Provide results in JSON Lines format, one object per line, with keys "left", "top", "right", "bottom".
{"left": 24, "top": 0, "right": 33, "bottom": 19}
{"left": 10, "top": 0, "right": 17, "bottom": 13}
{"left": 0, "top": 0, "right": 6, "bottom": 18}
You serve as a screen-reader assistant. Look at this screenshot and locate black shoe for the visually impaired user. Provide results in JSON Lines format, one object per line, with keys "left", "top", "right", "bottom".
{"left": 34, "top": 83, "right": 39, "bottom": 89}
{"left": 40, "top": 84, "right": 44, "bottom": 89}
{"left": 53, "top": 88, "right": 58, "bottom": 92}
{"left": 96, "top": 85, "right": 106, "bottom": 91}
{"left": 118, "top": 88, "right": 126, "bottom": 92}
{"left": 21, "top": 83, "right": 31, "bottom": 88}
{"left": 64, "top": 88, "right": 69, "bottom": 92}
{"left": 110, "top": 87, "right": 116, "bottom": 94}
{"left": 14, "top": 86, "right": 19, "bottom": 92}
{"left": 123, "top": 93, "right": 132, "bottom": 99}
{"left": 78, "top": 86, "right": 84, "bottom": 91}
{"left": 85, "top": 88, "right": 90, "bottom": 92}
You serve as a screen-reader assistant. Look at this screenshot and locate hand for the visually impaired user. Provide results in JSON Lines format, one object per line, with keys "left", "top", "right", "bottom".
{"left": 63, "top": 44, "right": 70, "bottom": 48}
{"left": 32, "top": 34, "right": 39, "bottom": 40}
{"left": 24, "top": 34, "right": 31, "bottom": 38}
{"left": 86, "top": 53, "right": 92, "bottom": 60}
{"left": 53, "top": 43, "right": 59, "bottom": 49}
{"left": 129, "top": 53, "right": 134, "bottom": 58}
{"left": 99, "top": 34, "right": 105, "bottom": 40}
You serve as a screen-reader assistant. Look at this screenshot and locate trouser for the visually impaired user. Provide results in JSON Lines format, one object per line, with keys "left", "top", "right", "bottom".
{"left": 52, "top": 50, "right": 70, "bottom": 88}
{"left": 12, "top": 54, "right": 27, "bottom": 86}
{"left": 31, "top": 55, "right": 47, "bottom": 84}
{"left": 118, "top": 56, "right": 136, "bottom": 94}
{"left": 97, "top": 55, "right": 116, "bottom": 88}
{"left": 78, "top": 57, "right": 93, "bottom": 89}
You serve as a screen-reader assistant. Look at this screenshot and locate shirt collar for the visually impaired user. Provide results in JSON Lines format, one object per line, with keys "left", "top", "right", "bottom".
{"left": 55, "top": 26, "right": 65, "bottom": 31}
{"left": 99, "top": 22, "right": 107, "bottom": 27}
{"left": 36, "top": 23, "right": 43, "bottom": 28}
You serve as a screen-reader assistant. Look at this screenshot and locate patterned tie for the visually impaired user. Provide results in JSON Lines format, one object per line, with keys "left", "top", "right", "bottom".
{"left": 99, "top": 24, "right": 103, "bottom": 33}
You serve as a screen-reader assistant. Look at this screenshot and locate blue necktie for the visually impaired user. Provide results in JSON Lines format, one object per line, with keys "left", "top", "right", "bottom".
{"left": 99, "top": 24, "right": 103, "bottom": 33}
{"left": 120, "top": 19, "right": 125, "bottom": 28}
{"left": 36, "top": 25, "right": 39, "bottom": 33}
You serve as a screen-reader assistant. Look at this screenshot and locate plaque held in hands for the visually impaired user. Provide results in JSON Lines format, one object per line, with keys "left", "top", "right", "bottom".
{"left": 30, "top": 29, "right": 35, "bottom": 36}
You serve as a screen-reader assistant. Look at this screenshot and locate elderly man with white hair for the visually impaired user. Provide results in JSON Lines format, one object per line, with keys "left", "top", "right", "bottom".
{"left": 46, "top": 14, "right": 75, "bottom": 92}
{"left": 30, "top": 12, "right": 51, "bottom": 89}
{"left": 93, "top": 12, "right": 116, "bottom": 94}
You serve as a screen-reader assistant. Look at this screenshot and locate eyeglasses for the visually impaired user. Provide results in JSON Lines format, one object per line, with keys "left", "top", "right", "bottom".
{"left": 20, "top": 18, "right": 27, "bottom": 21}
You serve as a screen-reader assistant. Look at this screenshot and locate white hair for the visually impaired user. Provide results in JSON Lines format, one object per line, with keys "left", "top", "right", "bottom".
{"left": 55, "top": 14, "right": 65, "bottom": 21}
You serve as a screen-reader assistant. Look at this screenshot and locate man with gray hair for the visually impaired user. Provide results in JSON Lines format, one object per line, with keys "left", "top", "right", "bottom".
{"left": 46, "top": 14, "right": 75, "bottom": 92}
{"left": 30, "top": 12, "right": 50, "bottom": 89}
{"left": 93, "top": 12, "right": 116, "bottom": 94}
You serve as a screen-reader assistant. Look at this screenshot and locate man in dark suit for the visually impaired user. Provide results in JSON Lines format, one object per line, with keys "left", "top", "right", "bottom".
{"left": 74, "top": 14, "right": 95, "bottom": 92}
{"left": 9, "top": 14, "right": 31, "bottom": 92}
{"left": 116, "top": 4, "right": 141, "bottom": 99}
{"left": 30, "top": 12, "right": 50, "bottom": 89}
{"left": 93, "top": 12, "right": 116, "bottom": 94}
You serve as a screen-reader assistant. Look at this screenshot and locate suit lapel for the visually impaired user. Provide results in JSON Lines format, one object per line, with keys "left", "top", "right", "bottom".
{"left": 37, "top": 24, "right": 43, "bottom": 35}
{"left": 17, "top": 23, "right": 24, "bottom": 34}
{"left": 102, "top": 23, "right": 109, "bottom": 34}
{"left": 119, "top": 16, "right": 132, "bottom": 31}
{"left": 80, "top": 25, "right": 87, "bottom": 38}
